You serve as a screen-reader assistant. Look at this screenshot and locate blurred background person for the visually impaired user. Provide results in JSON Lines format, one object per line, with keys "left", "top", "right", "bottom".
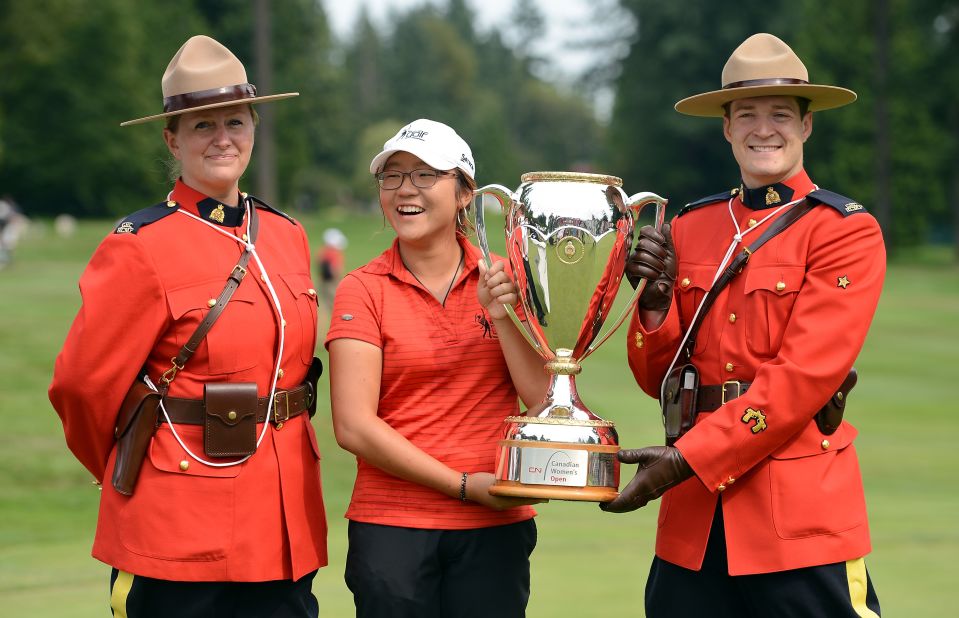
{"left": 0, "top": 194, "right": 28, "bottom": 270}
{"left": 48, "top": 35, "right": 326, "bottom": 617}
{"left": 316, "top": 226, "right": 348, "bottom": 310}
{"left": 326, "top": 118, "right": 548, "bottom": 618}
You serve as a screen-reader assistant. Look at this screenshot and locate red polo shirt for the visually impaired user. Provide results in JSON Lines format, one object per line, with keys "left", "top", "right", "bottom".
{"left": 326, "top": 236, "right": 536, "bottom": 529}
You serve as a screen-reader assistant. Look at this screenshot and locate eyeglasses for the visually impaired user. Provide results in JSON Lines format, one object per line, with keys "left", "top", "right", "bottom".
{"left": 375, "top": 169, "right": 455, "bottom": 190}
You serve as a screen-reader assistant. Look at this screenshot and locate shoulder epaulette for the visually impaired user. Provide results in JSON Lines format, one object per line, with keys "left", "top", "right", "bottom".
{"left": 677, "top": 188, "right": 740, "bottom": 218}
{"left": 113, "top": 201, "right": 179, "bottom": 234}
{"left": 247, "top": 194, "right": 296, "bottom": 225}
{"left": 805, "top": 189, "right": 867, "bottom": 217}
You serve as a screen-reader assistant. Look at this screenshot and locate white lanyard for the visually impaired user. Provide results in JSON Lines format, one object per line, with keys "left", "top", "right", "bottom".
{"left": 146, "top": 198, "right": 286, "bottom": 467}
{"left": 658, "top": 193, "right": 807, "bottom": 404}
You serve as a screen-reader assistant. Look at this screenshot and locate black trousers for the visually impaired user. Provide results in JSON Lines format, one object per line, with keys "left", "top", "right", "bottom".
{"left": 645, "top": 501, "right": 881, "bottom": 617}
{"left": 109, "top": 568, "right": 318, "bottom": 618}
{"left": 345, "top": 519, "right": 537, "bottom": 618}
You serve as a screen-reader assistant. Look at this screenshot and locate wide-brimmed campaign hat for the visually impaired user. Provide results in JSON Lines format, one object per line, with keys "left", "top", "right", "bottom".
{"left": 121, "top": 35, "right": 298, "bottom": 126}
{"left": 674, "top": 33, "right": 856, "bottom": 117}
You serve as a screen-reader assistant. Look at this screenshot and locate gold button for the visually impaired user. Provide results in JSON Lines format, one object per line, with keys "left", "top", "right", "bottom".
{"left": 776, "top": 281, "right": 786, "bottom": 292}
{"left": 821, "top": 440, "right": 830, "bottom": 450}
{"left": 260, "top": 274, "right": 267, "bottom": 281}
{"left": 717, "top": 483, "right": 727, "bottom": 493}
{"left": 227, "top": 410, "right": 237, "bottom": 421}
{"left": 179, "top": 460, "right": 189, "bottom": 471}
{"left": 207, "top": 298, "right": 217, "bottom": 308}
{"left": 278, "top": 368, "right": 284, "bottom": 378}
{"left": 307, "top": 288, "right": 317, "bottom": 296}
{"left": 282, "top": 319, "right": 287, "bottom": 328}
{"left": 166, "top": 200, "right": 177, "bottom": 208}
{"left": 275, "top": 422, "right": 284, "bottom": 430}
{"left": 726, "top": 476, "right": 736, "bottom": 485}
{"left": 728, "top": 313, "right": 737, "bottom": 323}
{"left": 242, "top": 233, "right": 249, "bottom": 241}
{"left": 836, "top": 391, "right": 844, "bottom": 401}
{"left": 725, "top": 362, "right": 734, "bottom": 372}
{"left": 747, "top": 218, "right": 758, "bottom": 228}
{"left": 680, "top": 277, "right": 691, "bottom": 289}
{"left": 634, "top": 332, "right": 644, "bottom": 349}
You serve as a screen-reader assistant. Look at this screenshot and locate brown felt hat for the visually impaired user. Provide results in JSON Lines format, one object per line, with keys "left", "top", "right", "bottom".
{"left": 674, "top": 33, "right": 856, "bottom": 117}
{"left": 121, "top": 35, "right": 297, "bottom": 126}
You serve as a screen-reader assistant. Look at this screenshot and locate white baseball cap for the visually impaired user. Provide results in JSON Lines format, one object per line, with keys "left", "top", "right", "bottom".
{"left": 369, "top": 118, "right": 476, "bottom": 181}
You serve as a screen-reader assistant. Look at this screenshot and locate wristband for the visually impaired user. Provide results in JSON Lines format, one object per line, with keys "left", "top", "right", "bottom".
{"left": 459, "top": 472, "right": 469, "bottom": 502}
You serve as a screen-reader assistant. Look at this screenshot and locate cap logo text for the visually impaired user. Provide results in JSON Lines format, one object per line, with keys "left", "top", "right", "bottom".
{"left": 399, "top": 129, "right": 428, "bottom": 141}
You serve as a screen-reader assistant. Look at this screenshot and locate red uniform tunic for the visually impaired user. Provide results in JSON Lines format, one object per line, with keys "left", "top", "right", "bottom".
{"left": 325, "top": 236, "right": 535, "bottom": 529}
{"left": 626, "top": 170, "right": 885, "bottom": 575}
{"left": 49, "top": 180, "right": 327, "bottom": 582}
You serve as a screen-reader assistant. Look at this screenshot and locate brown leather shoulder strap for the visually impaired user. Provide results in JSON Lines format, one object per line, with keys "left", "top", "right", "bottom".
{"left": 681, "top": 199, "right": 816, "bottom": 359}
{"left": 161, "top": 200, "right": 260, "bottom": 385}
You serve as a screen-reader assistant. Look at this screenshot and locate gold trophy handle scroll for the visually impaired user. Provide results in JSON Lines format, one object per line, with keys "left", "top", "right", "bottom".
{"left": 472, "top": 185, "right": 552, "bottom": 360}
{"left": 579, "top": 192, "right": 667, "bottom": 361}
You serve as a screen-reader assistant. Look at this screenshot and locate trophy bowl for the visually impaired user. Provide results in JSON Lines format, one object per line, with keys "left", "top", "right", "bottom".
{"left": 475, "top": 171, "right": 666, "bottom": 502}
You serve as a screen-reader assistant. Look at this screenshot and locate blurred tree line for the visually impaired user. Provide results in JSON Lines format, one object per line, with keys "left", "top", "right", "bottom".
{"left": 0, "top": 0, "right": 956, "bottom": 254}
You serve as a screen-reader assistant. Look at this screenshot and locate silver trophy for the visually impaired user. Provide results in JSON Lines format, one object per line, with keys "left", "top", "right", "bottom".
{"left": 475, "top": 172, "right": 666, "bottom": 501}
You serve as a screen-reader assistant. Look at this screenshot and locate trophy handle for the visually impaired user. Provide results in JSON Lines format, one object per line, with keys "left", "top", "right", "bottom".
{"left": 580, "top": 192, "right": 668, "bottom": 360}
{"left": 473, "top": 185, "right": 550, "bottom": 358}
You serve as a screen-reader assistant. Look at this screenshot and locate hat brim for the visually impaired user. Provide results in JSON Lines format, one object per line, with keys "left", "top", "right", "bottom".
{"left": 120, "top": 92, "right": 299, "bottom": 126}
{"left": 369, "top": 146, "right": 465, "bottom": 178}
{"left": 674, "top": 84, "right": 856, "bottom": 117}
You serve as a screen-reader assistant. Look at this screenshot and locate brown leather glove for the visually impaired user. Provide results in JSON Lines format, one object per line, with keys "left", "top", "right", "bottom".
{"left": 625, "top": 223, "right": 676, "bottom": 311}
{"left": 599, "top": 446, "right": 693, "bottom": 513}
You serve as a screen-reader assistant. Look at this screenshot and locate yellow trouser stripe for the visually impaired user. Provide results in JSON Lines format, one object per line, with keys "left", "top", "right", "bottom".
{"left": 110, "top": 570, "right": 135, "bottom": 618}
{"left": 846, "top": 558, "right": 880, "bottom": 618}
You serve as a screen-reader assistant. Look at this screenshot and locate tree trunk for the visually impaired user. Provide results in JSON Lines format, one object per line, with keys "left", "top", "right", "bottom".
{"left": 253, "top": 0, "right": 277, "bottom": 205}
{"left": 873, "top": 0, "right": 892, "bottom": 255}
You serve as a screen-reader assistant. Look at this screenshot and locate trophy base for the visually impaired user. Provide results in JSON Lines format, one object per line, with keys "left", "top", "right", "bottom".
{"left": 489, "top": 480, "right": 619, "bottom": 502}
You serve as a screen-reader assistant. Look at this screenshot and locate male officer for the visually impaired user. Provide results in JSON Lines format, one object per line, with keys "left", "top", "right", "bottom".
{"left": 603, "top": 33, "right": 884, "bottom": 617}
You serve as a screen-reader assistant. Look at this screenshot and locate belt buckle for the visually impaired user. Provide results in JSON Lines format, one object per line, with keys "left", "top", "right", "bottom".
{"left": 721, "top": 381, "right": 741, "bottom": 405}
{"left": 273, "top": 390, "right": 290, "bottom": 423}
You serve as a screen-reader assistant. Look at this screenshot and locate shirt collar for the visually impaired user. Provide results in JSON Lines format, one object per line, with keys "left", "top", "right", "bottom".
{"left": 169, "top": 179, "right": 246, "bottom": 227}
{"left": 737, "top": 169, "right": 814, "bottom": 210}
{"left": 366, "top": 235, "right": 479, "bottom": 286}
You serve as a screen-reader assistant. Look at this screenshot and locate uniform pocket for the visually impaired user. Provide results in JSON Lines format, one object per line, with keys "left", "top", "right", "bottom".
{"left": 743, "top": 265, "right": 804, "bottom": 357}
{"left": 280, "top": 272, "right": 319, "bottom": 365}
{"left": 768, "top": 424, "right": 866, "bottom": 539}
{"left": 118, "top": 426, "right": 240, "bottom": 561}
{"left": 166, "top": 280, "right": 261, "bottom": 375}
{"left": 675, "top": 264, "right": 714, "bottom": 355}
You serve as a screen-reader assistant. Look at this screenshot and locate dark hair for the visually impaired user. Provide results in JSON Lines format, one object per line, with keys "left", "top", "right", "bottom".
{"left": 455, "top": 170, "right": 477, "bottom": 237}
{"left": 722, "top": 96, "right": 811, "bottom": 118}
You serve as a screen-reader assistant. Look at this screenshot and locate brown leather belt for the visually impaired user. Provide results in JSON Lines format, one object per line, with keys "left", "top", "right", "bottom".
{"left": 160, "top": 383, "right": 313, "bottom": 425}
{"left": 697, "top": 381, "right": 752, "bottom": 412}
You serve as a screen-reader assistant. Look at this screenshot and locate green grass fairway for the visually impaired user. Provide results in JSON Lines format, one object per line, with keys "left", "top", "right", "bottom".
{"left": 1, "top": 210, "right": 957, "bottom": 617}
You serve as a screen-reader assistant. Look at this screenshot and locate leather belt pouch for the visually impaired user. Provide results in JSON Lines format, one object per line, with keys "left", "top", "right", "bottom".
{"left": 112, "top": 379, "right": 162, "bottom": 496}
{"left": 661, "top": 364, "right": 699, "bottom": 446}
{"left": 204, "top": 383, "right": 257, "bottom": 457}
{"left": 815, "top": 368, "right": 858, "bottom": 435}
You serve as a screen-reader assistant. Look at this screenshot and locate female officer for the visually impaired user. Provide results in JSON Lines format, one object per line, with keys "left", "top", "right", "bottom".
{"left": 326, "top": 119, "right": 549, "bottom": 618}
{"left": 49, "top": 35, "right": 326, "bottom": 616}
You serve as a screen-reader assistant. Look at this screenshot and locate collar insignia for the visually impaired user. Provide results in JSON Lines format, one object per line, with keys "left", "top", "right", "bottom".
{"left": 837, "top": 275, "right": 850, "bottom": 289}
{"left": 209, "top": 204, "right": 226, "bottom": 223}
{"left": 765, "top": 186, "right": 781, "bottom": 205}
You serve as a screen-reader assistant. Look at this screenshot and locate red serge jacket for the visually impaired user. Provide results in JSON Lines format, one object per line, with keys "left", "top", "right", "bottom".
{"left": 49, "top": 180, "right": 327, "bottom": 582}
{"left": 626, "top": 170, "right": 885, "bottom": 575}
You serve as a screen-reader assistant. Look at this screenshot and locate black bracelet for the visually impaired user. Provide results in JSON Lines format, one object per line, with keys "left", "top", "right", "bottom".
{"left": 459, "top": 472, "right": 468, "bottom": 502}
